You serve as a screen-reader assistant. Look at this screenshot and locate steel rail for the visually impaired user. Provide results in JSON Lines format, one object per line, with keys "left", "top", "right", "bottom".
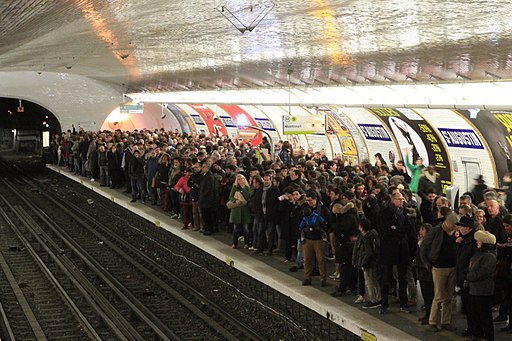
{"left": 34, "top": 176, "right": 269, "bottom": 341}
{"left": 0, "top": 191, "right": 133, "bottom": 341}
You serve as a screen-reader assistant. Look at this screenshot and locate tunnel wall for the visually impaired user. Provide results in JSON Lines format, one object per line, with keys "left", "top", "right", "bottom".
{"left": 100, "top": 104, "right": 500, "bottom": 193}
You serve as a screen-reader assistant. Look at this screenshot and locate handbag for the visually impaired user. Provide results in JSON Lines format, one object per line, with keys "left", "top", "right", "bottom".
{"left": 234, "top": 191, "right": 247, "bottom": 206}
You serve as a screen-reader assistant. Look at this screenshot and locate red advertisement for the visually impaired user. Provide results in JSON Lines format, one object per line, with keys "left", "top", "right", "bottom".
{"left": 219, "top": 105, "right": 263, "bottom": 146}
{"left": 189, "top": 104, "right": 228, "bottom": 137}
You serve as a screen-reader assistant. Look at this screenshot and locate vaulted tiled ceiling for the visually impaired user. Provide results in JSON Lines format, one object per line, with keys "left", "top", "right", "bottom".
{"left": 1, "top": 0, "right": 512, "bottom": 92}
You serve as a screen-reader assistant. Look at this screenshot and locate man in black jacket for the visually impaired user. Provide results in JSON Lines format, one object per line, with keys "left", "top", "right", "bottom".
{"left": 129, "top": 149, "right": 146, "bottom": 203}
{"left": 455, "top": 216, "right": 478, "bottom": 337}
{"left": 188, "top": 162, "right": 204, "bottom": 231}
{"left": 199, "top": 161, "right": 217, "bottom": 235}
{"left": 256, "top": 174, "right": 281, "bottom": 255}
{"left": 377, "top": 191, "right": 417, "bottom": 314}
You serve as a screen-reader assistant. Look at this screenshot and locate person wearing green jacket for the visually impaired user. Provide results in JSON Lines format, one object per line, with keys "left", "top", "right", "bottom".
{"left": 228, "top": 174, "right": 253, "bottom": 248}
{"left": 403, "top": 147, "right": 424, "bottom": 193}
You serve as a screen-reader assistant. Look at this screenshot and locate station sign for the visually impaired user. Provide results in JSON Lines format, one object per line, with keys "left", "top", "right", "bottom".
{"left": 282, "top": 114, "right": 326, "bottom": 135}
{"left": 438, "top": 128, "right": 484, "bottom": 149}
{"left": 358, "top": 123, "right": 392, "bottom": 141}
{"left": 119, "top": 103, "right": 144, "bottom": 114}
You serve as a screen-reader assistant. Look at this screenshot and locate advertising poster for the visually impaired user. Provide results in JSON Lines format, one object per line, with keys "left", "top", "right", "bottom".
{"left": 456, "top": 109, "right": 512, "bottom": 184}
{"left": 369, "top": 108, "right": 452, "bottom": 193}
{"left": 189, "top": 104, "right": 229, "bottom": 137}
{"left": 328, "top": 107, "right": 369, "bottom": 162}
{"left": 219, "top": 105, "right": 263, "bottom": 146}
{"left": 165, "top": 104, "right": 193, "bottom": 133}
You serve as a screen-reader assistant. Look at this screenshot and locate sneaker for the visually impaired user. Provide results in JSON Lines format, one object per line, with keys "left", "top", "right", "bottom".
{"left": 243, "top": 245, "right": 249, "bottom": 249}
{"left": 441, "top": 324, "right": 457, "bottom": 332}
{"left": 90, "top": 178, "right": 95, "bottom": 181}
{"left": 231, "top": 244, "right": 237, "bottom": 249}
{"left": 355, "top": 295, "right": 365, "bottom": 304}
{"left": 329, "top": 271, "right": 339, "bottom": 280}
{"left": 130, "top": 199, "right": 136, "bottom": 202}
{"left": 302, "top": 279, "right": 312, "bottom": 286}
{"left": 362, "top": 301, "right": 380, "bottom": 309}
{"left": 289, "top": 266, "right": 299, "bottom": 272}
{"left": 248, "top": 246, "right": 256, "bottom": 251}
{"left": 400, "top": 305, "right": 412, "bottom": 313}
{"left": 170, "top": 214, "right": 178, "bottom": 219}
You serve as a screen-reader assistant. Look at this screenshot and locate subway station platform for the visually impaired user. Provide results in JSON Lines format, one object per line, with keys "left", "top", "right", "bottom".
{"left": 47, "top": 164, "right": 509, "bottom": 341}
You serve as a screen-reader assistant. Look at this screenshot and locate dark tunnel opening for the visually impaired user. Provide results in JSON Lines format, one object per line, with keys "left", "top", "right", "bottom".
{"left": 0, "top": 97, "right": 61, "bottom": 153}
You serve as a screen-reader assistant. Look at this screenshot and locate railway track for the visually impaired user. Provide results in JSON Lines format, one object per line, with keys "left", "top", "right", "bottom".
{"left": 0, "top": 156, "right": 359, "bottom": 341}
{"left": 0, "top": 158, "right": 276, "bottom": 340}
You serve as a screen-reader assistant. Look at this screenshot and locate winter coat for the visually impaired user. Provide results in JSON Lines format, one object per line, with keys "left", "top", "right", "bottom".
{"left": 145, "top": 156, "right": 159, "bottom": 182}
{"left": 129, "top": 156, "right": 145, "bottom": 178}
{"left": 405, "top": 155, "right": 424, "bottom": 193}
{"left": 188, "top": 172, "right": 202, "bottom": 202}
{"left": 228, "top": 185, "right": 252, "bottom": 225}
{"left": 249, "top": 187, "right": 263, "bottom": 217}
{"left": 414, "top": 239, "right": 433, "bottom": 282}
{"left": 333, "top": 202, "right": 359, "bottom": 263}
{"left": 456, "top": 230, "right": 478, "bottom": 287}
{"left": 106, "top": 150, "right": 121, "bottom": 171}
{"left": 378, "top": 202, "right": 417, "bottom": 265}
{"left": 262, "top": 185, "right": 281, "bottom": 223}
{"left": 299, "top": 212, "right": 326, "bottom": 240}
{"left": 418, "top": 170, "right": 442, "bottom": 201}
{"left": 467, "top": 246, "right": 497, "bottom": 296}
{"left": 174, "top": 175, "right": 191, "bottom": 203}
{"left": 421, "top": 224, "right": 446, "bottom": 267}
{"left": 97, "top": 150, "right": 108, "bottom": 167}
{"left": 485, "top": 214, "right": 507, "bottom": 244}
{"left": 353, "top": 229, "right": 379, "bottom": 269}
{"left": 199, "top": 171, "right": 217, "bottom": 208}
{"left": 420, "top": 199, "right": 436, "bottom": 225}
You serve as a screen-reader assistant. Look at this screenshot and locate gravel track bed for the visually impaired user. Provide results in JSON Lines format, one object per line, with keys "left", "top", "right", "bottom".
{"left": 43, "top": 167, "right": 359, "bottom": 341}
{"left": 0, "top": 203, "right": 91, "bottom": 341}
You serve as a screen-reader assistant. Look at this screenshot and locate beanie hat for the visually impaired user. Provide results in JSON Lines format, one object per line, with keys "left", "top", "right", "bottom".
{"left": 474, "top": 230, "right": 496, "bottom": 245}
{"left": 342, "top": 191, "right": 355, "bottom": 200}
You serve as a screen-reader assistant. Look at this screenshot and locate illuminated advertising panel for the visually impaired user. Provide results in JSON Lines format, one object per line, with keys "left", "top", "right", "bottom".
{"left": 369, "top": 108, "right": 452, "bottom": 193}
{"left": 457, "top": 109, "right": 512, "bottom": 184}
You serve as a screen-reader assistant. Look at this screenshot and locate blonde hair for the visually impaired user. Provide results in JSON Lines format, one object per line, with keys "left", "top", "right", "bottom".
{"left": 234, "top": 174, "right": 249, "bottom": 188}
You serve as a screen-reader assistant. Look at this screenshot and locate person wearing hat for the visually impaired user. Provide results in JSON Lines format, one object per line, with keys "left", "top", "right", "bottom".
{"left": 454, "top": 216, "right": 478, "bottom": 337}
{"left": 466, "top": 230, "right": 497, "bottom": 341}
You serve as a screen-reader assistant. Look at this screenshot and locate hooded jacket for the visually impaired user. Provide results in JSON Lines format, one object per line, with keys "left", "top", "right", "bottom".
{"left": 353, "top": 229, "right": 379, "bottom": 269}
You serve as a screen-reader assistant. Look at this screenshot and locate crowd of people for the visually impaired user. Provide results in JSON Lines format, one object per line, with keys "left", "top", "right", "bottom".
{"left": 49, "top": 128, "right": 512, "bottom": 340}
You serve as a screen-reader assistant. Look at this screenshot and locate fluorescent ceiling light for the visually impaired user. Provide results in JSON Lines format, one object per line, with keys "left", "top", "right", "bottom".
{"left": 128, "top": 82, "right": 512, "bottom": 109}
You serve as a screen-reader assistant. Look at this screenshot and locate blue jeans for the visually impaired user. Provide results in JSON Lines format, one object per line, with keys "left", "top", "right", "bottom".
{"left": 99, "top": 166, "right": 108, "bottom": 186}
{"left": 252, "top": 216, "right": 263, "bottom": 249}
{"left": 130, "top": 175, "right": 146, "bottom": 201}
{"left": 232, "top": 223, "right": 249, "bottom": 246}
